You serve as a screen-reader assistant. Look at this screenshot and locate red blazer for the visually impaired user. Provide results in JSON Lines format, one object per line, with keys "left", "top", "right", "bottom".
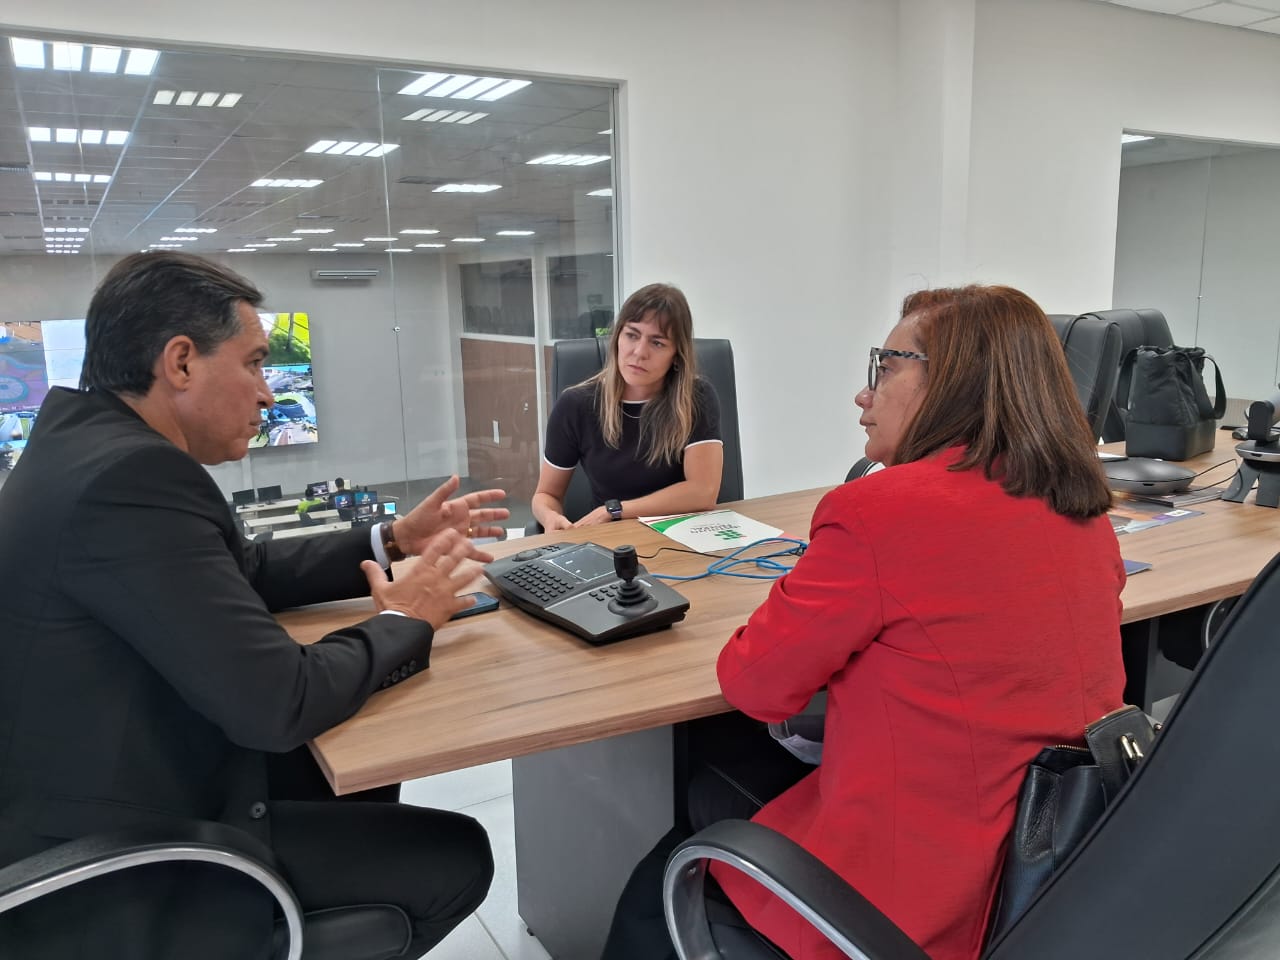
{"left": 715, "top": 449, "right": 1125, "bottom": 960}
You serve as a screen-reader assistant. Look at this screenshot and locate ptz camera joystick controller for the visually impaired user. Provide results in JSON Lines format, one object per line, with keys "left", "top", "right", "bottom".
{"left": 610, "top": 544, "right": 657, "bottom": 615}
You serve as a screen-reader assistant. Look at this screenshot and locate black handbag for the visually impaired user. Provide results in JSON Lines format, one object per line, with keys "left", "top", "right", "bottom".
{"left": 1118, "top": 345, "right": 1226, "bottom": 460}
{"left": 985, "top": 705, "right": 1158, "bottom": 945}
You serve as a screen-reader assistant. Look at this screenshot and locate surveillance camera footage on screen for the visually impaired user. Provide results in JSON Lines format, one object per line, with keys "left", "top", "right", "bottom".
{"left": 0, "top": 310, "right": 317, "bottom": 477}
{"left": 0, "top": 318, "right": 83, "bottom": 474}
{"left": 251, "top": 311, "right": 319, "bottom": 449}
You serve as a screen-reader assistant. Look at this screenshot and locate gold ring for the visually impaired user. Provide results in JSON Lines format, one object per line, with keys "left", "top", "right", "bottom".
{"left": 467, "top": 526, "right": 473, "bottom": 537}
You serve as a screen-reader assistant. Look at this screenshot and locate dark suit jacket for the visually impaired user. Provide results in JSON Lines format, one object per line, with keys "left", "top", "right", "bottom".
{"left": 0, "top": 388, "right": 433, "bottom": 958}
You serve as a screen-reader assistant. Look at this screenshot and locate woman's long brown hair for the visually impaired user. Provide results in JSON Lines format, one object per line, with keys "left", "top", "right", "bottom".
{"left": 587, "top": 283, "right": 699, "bottom": 466}
{"left": 893, "top": 284, "right": 1112, "bottom": 519}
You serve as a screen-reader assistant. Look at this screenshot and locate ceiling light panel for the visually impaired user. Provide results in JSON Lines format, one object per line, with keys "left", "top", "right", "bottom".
{"left": 305, "top": 140, "right": 398, "bottom": 157}
{"left": 154, "top": 90, "right": 242, "bottom": 108}
{"left": 32, "top": 171, "right": 112, "bottom": 184}
{"left": 587, "top": 188, "right": 613, "bottom": 197}
{"left": 10, "top": 38, "right": 159, "bottom": 75}
{"left": 527, "top": 154, "right": 610, "bottom": 166}
{"left": 399, "top": 228, "right": 439, "bottom": 234}
{"left": 496, "top": 230, "right": 535, "bottom": 236}
{"left": 175, "top": 227, "right": 217, "bottom": 233}
{"left": 251, "top": 178, "right": 323, "bottom": 188}
{"left": 293, "top": 228, "right": 334, "bottom": 234}
{"left": 29, "top": 127, "right": 130, "bottom": 147}
{"left": 397, "top": 71, "right": 530, "bottom": 102}
{"left": 409, "top": 107, "right": 488, "bottom": 122}
{"left": 433, "top": 183, "right": 501, "bottom": 193}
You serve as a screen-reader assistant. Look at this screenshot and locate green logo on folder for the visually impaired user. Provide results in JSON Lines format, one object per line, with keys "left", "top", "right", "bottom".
{"left": 714, "top": 529, "right": 745, "bottom": 541}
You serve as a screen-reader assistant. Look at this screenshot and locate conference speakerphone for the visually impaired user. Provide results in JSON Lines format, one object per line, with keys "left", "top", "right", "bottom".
{"left": 483, "top": 542, "right": 689, "bottom": 645}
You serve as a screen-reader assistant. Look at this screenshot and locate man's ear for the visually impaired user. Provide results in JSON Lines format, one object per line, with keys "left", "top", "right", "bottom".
{"left": 157, "top": 336, "right": 198, "bottom": 389}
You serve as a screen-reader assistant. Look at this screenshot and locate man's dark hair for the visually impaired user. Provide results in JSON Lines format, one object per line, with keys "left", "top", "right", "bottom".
{"left": 80, "top": 251, "right": 264, "bottom": 395}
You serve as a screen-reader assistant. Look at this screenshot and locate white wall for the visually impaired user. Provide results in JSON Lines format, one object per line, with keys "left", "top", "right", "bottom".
{"left": 1117, "top": 149, "right": 1280, "bottom": 403}
{"left": 967, "top": 0, "right": 1280, "bottom": 315}
{"left": 3, "top": 0, "right": 901, "bottom": 497}
{"left": 1113, "top": 158, "right": 1209, "bottom": 347}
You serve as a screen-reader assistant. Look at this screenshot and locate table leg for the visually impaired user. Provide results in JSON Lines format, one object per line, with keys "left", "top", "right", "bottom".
{"left": 1121, "top": 618, "right": 1161, "bottom": 713}
{"left": 513, "top": 726, "right": 676, "bottom": 960}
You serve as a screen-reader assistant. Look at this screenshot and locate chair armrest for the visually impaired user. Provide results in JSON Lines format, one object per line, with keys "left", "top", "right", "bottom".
{"left": 0, "top": 820, "right": 304, "bottom": 960}
{"left": 663, "top": 820, "right": 931, "bottom": 960}
{"left": 524, "top": 519, "right": 545, "bottom": 536}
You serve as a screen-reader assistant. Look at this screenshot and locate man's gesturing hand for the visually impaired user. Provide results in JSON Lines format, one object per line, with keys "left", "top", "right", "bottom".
{"left": 361, "top": 529, "right": 492, "bottom": 630}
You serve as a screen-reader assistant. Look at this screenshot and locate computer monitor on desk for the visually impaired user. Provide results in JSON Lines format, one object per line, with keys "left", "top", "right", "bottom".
{"left": 232, "top": 488, "right": 255, "bottom": 507}
{"left": 332, "top": 491, "right": 354, "bottom": 520}
{"left": 305, "top": 480, "right": 330, "bottom": 498}
{"left": 353, "top": 489, "right": 377, "bottom": 506}
{"left": 256, "top": 484, "right": 282, "bottom": 503}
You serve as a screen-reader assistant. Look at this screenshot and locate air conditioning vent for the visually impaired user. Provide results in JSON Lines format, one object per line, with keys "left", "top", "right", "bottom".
{"left": 311, "top": 269, "right": 379, "bottom": 281}
{"left": 0, "top": 162, "right": 31, "bottom": 173}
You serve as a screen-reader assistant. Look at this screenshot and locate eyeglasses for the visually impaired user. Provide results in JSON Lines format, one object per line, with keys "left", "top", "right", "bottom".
{"left": 867, "top": 347, "right": 928, "bottom": 391}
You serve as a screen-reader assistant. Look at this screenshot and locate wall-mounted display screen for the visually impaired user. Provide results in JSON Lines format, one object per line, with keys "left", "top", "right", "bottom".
{"left": 0, "top": 309, "right": 317, "bottom": 476}
{"left": 251, "top": 312, "right": 318, "bottom": 449}
{"left": 0, "top": 318, "right": 85, "bottom": 472}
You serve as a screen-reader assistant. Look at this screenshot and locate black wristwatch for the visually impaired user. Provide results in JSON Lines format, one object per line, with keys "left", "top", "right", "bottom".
{"left": 605, "top": 498, "right": 623, "bottom": 521}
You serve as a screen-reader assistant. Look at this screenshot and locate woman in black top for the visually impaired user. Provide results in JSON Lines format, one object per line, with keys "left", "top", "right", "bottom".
{"left": 532, "top": 283, "right": 724, "bottom": 530}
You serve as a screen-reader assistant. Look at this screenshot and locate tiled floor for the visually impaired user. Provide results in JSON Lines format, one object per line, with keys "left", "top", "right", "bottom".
{"left": 401, "top": 761, "right": 554, "bottom": 960}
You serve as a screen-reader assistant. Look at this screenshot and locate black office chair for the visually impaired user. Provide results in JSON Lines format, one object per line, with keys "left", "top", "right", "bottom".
{"left": 664, "top": 548, "right": 1280, "bottom": 960}
{"left": 1089, "top": 308, "right": 1174, "bottom": 444}
{"left": 1046, "top": 313, "right": 1123, "bottom": 441}
{"left": 845, "top": 458, "right": 881, "bottom": 483}
{"left": 0, "top": 819, "right": 411, "bottom": 960}
{"left": 1077, "top": 308, "right": 1207, "bottom": 682}
{"left": 525, "top": 337, "right": 745, "bottom": 533}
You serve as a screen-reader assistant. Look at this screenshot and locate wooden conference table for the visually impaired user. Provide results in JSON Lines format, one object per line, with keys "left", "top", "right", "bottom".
{"left": 278, "top": 430, "right": 1277, "bottom": 958}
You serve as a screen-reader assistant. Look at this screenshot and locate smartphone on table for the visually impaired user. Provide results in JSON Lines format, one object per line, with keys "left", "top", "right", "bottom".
{"left": 449, "top": 592, "right": 500, "bottom": 620}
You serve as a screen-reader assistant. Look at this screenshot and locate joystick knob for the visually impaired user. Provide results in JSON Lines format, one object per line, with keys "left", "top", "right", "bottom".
{"left": 612, "top": 545, "right": 649, "bottom": 607}
{"left": 614, "top": 544, "right": 639, "bottom": 582}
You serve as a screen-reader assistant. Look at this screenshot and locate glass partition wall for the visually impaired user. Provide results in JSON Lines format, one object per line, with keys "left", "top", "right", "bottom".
{"left": 0, "top": 31, "right": 619, "bottom": 527}
{"left": 1114, "top": 133, "right": 1280, "bottom": 414}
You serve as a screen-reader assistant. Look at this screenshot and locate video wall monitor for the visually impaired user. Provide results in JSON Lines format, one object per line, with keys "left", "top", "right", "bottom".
{"left": 353, "top": 503, "right": 378, "bottom": 521}
{"left": 0, "top": 318, "right": 85, "bottom": 470}
{"left": 256, "top": 485, "right": 283, "bottom": 502}
{"left": 382, "top": 502, "right": 397, "bottom": 516}
{"left": 353, "top": 490, "right": 377, "bottom": 505}
{"left": 249, "top": 312, "right": 319, "bottom": 450}
{"left": 332, "top": 492, "right": 354, "bottom": 510}
{"left": 232, "top": 489, "right": 256, "bottom": 506}
{"left": 305, "top": 480, "right": 330, "bottom": 498}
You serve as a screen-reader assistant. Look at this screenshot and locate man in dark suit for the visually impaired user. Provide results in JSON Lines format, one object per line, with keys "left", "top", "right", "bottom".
{"left": 0, "top": 252, "right": 510, "bottom": 958}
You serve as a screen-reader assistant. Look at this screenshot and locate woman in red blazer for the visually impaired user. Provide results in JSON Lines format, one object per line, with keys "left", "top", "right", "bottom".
{"left": 711, "top": 285, "right": 1125, "bottom": 960}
